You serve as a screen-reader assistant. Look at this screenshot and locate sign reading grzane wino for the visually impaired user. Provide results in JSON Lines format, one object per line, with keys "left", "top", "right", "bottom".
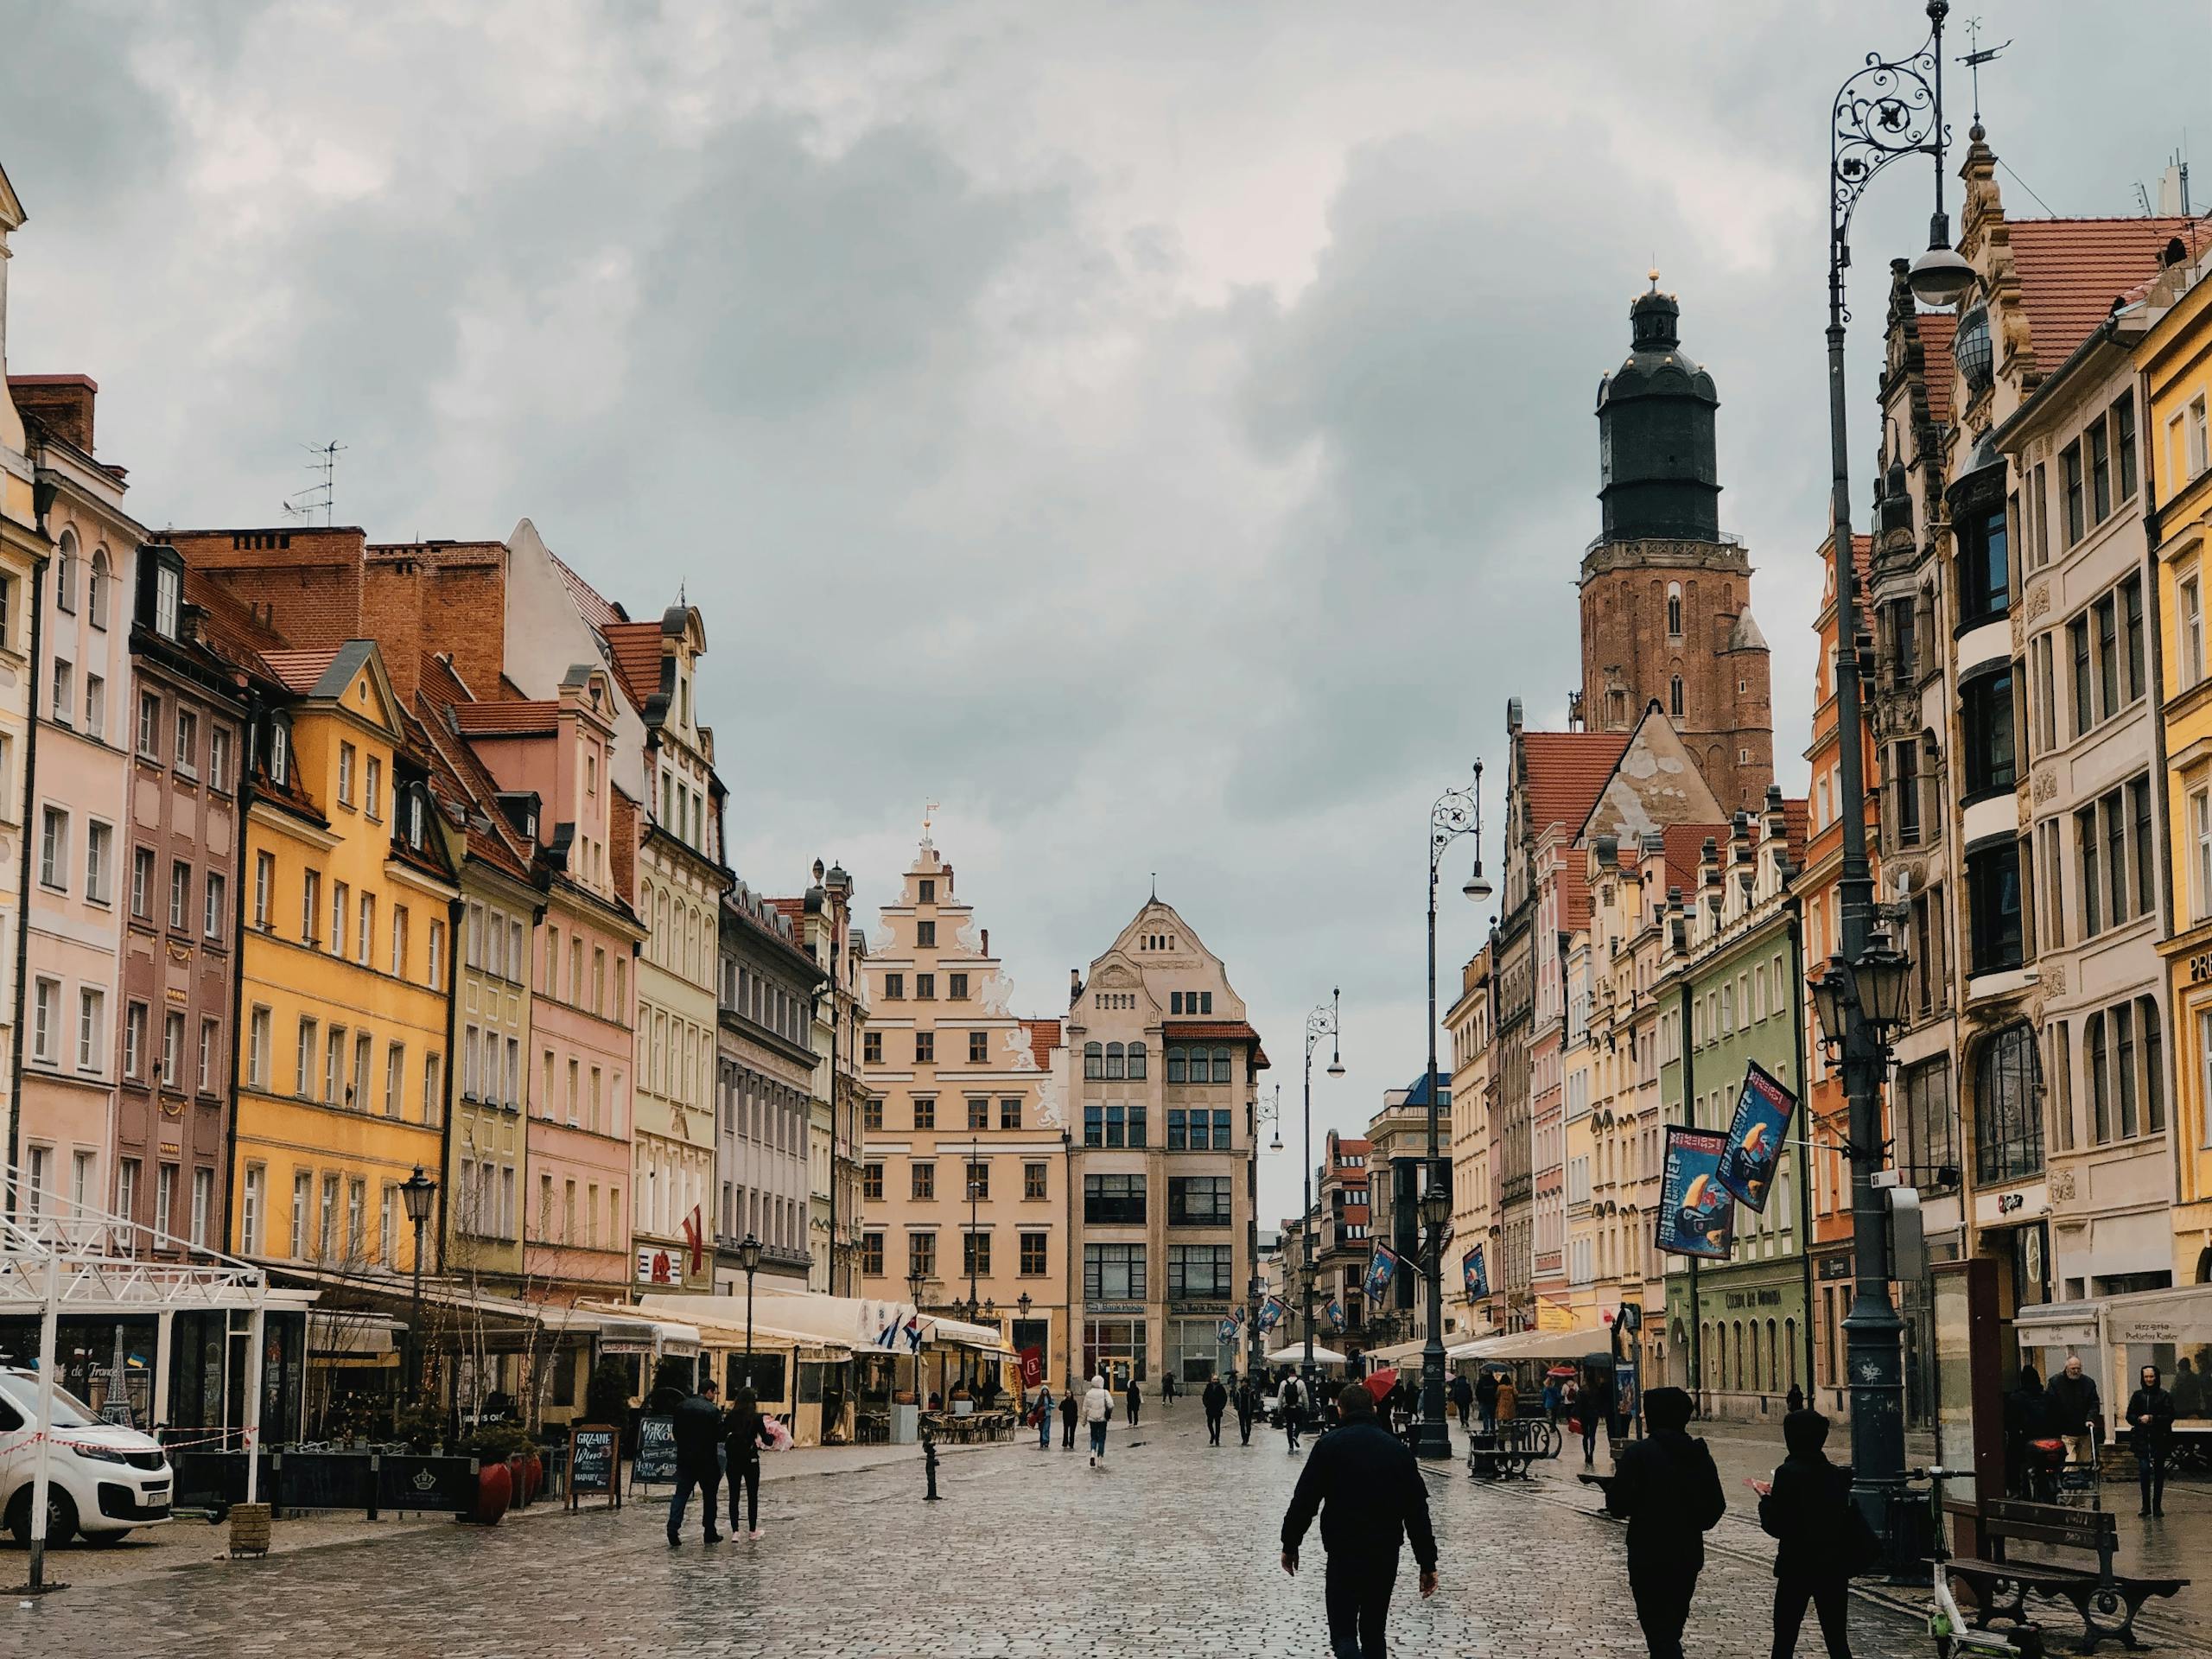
{"left": 568, "top": 1423, "right": 620, "bottom": 1510}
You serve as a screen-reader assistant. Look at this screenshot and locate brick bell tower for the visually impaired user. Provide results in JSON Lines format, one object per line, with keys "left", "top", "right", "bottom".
{"left": 1578, "top": 276, "right": 1773, "bottom": 815}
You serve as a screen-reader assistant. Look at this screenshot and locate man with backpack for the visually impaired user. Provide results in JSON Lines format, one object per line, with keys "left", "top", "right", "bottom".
{"left": 1605, "top": 1386, "right": 1725, "bottom": 1659}
{"left": 1281, "top": 1372, "right": 1306, "bottom": 1452}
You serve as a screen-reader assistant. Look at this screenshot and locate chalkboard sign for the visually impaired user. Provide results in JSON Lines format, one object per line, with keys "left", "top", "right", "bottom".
{"left": 568, "top": 1424, "right": 620, "bottom": 1510}
{"left": 632, "top": 1414, "right": 677, "bottom": 1486}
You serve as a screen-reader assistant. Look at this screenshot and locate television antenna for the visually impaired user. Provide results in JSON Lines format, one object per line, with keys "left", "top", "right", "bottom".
{"left": 280, "top": 440, "right": 346, "bottom": 526}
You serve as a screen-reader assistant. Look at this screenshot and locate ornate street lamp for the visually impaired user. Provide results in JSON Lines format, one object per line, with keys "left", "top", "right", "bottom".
{"left": 400, "top": 1166, "right": 437, "bottom": 1405}
{"left": 1415, "top": 762, "right": 1484, "bottom": 1459}
{"left": 740, "top": 1231, "right": 764, "bottom": 1389}
{"left": 1301, "top": 993, "right": 1344, "bottom": 1395}
{"left": 1823, "top": 0, "right": 1960, "bottom": 1555}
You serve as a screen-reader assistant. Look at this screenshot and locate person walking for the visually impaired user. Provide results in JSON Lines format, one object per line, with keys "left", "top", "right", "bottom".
{"left": 1162, "top": 1374, "right": 1177, "bottom": 1408}
{"left": 1494, "top": 1372, "right": 1519, "bottom": 1428}
{"left": 2004, "top": 1367, "right": 2051, "bottom": 1498}
{"left": 1475, "top": 1367, "right": 1499, "bottom": 1433}
{"left": 1084, "top": 1373, "right": 1115, "bottom": 1466}
{"left": 1281, "top": 1384, "right": 1439, "bottom": 1659}
{"left": 2172, "top": 1356, "right": 2206, "bottom": 1419}
{"left": 1759, "top": 1408, "right": 1858, "bottom": 1659}
{"left": 1580, "top": 1370, "right": 1612, "bottom": 1466}
{"left": 723, "top": 1388, "right": 773, "bottom": 1541}
{"left": 1203, "top": 1376, "right": 1229, "bottom": 1446}
{"left": 1449, "top": 1370, "right": 1473, "bottom": 1430}
{"left": 1281, "top": 1372, "right": 1306, "bottom": 1452}
{"left": 1124, "top": 1374, "right": 1142, "bottom": 1428}
{"left": 1060, "top": 1382, "right": 1079, "bottom": 1450}
{"left": 1606, "top": 1386, "right": 1725, "bottom": 1659}
{"left": 1544, "top": 1375, "right": 1563, "bottom": 1427}
{"left": 2126, "top": 1364, "right": 2177, "bottom": 1518}
{"left": 2048, "top": 1354, "right": 2101, "bottom": 1473}
{"left": 1236, "top": 1374, "right": 1260, "bottom": 1446}
{"left": 1035, "top": 1382, "right": 1056, "bottom": 1450}
{"left": 666, "top": 1379, "right": 724, "bottom": 1547}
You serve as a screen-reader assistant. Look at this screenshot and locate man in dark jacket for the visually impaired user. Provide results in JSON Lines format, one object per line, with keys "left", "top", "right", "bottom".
{"left": 1281, "top": 1384, "right": 1438, "bottom": 1659}
{"left": 2003, "top": 1367, "right": 2051, "bottom": 1497}
{"left": 1236, "top": 1375, "right": 1260, "bottom": 1445}
{"left": 1203, "top": 1376, "right": 1230, "bottom": 1446}
{"left": 1475, "top": 1367, "right": 1499, "bottom": 1433}
{"left": 1758, "top": 1409, "right": 1856, "bottom": 1658}
{"left": 1124, "top": 1374, "right": 1142, "bottom": 1428}
{"left": 1580, "top": 1370, "right": 1612, "bottom": 1466}
{"left": 1605, "top": 1386, "right": 1724, "bottom": 1659}
{"left": 2047, "top": 1354, "right": 2101, "bottom": 1471}
{"left": 1448, "top": 1371, "right": 1474, "bottom": 1429}
{"left": 2126, "top": 1365, "right": 2177, "bottom": 1517}
{"left": 666, "top": 1380, "right": 723, "bottom": 1546}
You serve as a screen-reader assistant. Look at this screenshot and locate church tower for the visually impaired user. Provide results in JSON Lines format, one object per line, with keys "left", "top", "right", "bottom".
{"left": 1578, "top": 280, "right": 1773, "bottom": 815}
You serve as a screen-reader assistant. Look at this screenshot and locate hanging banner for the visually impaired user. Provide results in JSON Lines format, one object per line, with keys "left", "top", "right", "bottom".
{"left": 1363, "top": 1245, "right": 1399, "bottom": 1304}
{"left": 1257, "top": 1296, "right": 1289, "bottom": 1334}
{"left": 1463, "top": 1245, "right": 1488, "bottom": 1299}
{"left": 1018, "top": 1344, "right": 1046, "bottom": 1389}
{"left": 1719, "top": 1059, "right": 1797, "bottom": 1213}
{"left": 1217, "top": 1318, "right": 1239, "bottom": 1342}
{"left": 1656, "top": 1125, "right": 1736, "bottom": 1260}
{"left": 1325, "top": 1300, "right": 1345, "bottom": 1333}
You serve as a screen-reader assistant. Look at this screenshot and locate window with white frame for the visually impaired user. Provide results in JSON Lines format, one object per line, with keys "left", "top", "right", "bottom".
{"left": 31, "top": 978, "right": 58, "bottom": 1063}
{"left": 78, "top": 988, "right": 105, "bottom": 1072}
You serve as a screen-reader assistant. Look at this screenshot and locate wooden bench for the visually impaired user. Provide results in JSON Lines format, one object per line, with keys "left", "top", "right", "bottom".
{"left": 1946, "top": 1497, "right": 2186, "bottom": 1654}
{"left": 1465, "top": 1427, "right": 1533, "bottom": 1481}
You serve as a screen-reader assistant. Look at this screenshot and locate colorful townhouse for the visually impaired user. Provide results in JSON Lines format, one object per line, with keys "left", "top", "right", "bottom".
{"left": 220, "top": 632, "right": 455, "bottom": 1278}
{"left": 13, "top": 373, "right": 137, "bottom": 1233}
{"left": 0, "top": 163, "right": 50, "bottom": 1211}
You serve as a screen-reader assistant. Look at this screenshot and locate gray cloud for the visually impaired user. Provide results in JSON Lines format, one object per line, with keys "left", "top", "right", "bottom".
{"left": 2, "top": 0, "right": 2207, "bottom": 1225}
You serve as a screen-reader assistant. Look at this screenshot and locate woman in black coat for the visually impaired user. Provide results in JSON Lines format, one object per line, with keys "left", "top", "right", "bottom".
{"left": 2126, "top": 1365, "right": 2177, "bottom": 1518}
{"left": 1124, "top": 1375, "right": 1141, "bottom": 1428}
{"left": 2004, "top": 1367, "right": 2051, "bottom": 1498}
{"left": 723, "top": 1389, "right": 776, "bottom": 1540}
{"left": 1758, "top": 1409, "right": 1857, "bottom": 1658}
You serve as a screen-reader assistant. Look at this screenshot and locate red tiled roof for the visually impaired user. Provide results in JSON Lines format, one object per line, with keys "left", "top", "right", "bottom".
{"left": 261, "top": 647, "right": 340, "bottom": 695}
{"left": 766, "top": 896, "right": 807, "bottom": 930}
{"left": 451, "top": 700, "right": 558, "bottom": 735}
{"left": 1522, "top": 731, "right": 1631, "bottom": 836}
{"left": 182, "top": 569, "right": 287, "bottom": 683}
{"left": 1558, "top": 855, "right": 1592, "bottom": 935}
{"left": 1163, "top": 1020, "right": 1262, "bottom": 1046}
{"left": 1020, "top": 1017, "right": 1063, "bottom": 1071}
{"left": 2010, "top": 217, "right": 2212, "bottom": 370}
{"left": 601, "top": 620, "right": 664, "bottom": 709}
{"left": 1659, "top": 823, "right": 1728, "bottom": 897}
{"left": 1915, "top": 312, "right": 1955, "bottom": 425}
{"left": 549, "top": 547, "right": 628, "bottom": 631}
{"left": 1780, "top": 798, "right": 1808, "bottom": 868}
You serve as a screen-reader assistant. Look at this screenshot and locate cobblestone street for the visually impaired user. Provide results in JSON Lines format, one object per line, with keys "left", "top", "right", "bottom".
{"left": 11, "top": 1408, "right": 1944, "bottom": 1658}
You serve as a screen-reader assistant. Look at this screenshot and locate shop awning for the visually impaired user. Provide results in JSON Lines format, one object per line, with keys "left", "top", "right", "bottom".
{"left": 2101, "top": 1283, "right": 2212, "bottom": 1347}
{"left": 1447, "top": 1322, "right": 1611, "bottom": 1363}
{"left": 1364, "top": 1338, "right": 1436, "bottom": 1363}
{"left": 736, "top": 1286, "right": 1014, "bottom": 1357}
{"left": 589, "top": 1310, "right": 705, "bottom": 1356}
{"left": 613, "top": 1296, "right": 846, "bottom": 1357}
{"left": 1268, "top": 1344, "right": 1348, "bottom": 1365}
{"left": 2013, "top": 1301, "right": 2101, "bottom": 1351}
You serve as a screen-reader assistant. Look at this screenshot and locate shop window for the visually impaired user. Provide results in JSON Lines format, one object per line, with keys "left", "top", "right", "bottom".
{"left": 1974, "top": 1024, "right": 2043, "bottom": 1185}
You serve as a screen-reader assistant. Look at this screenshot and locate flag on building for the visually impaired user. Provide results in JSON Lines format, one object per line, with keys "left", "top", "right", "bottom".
{"left": 1325, "top": 1300, "right": 1345, "bottom": 1332}
{"left": 1463, "top": 1244, "right": 1488, "bottom": 1299}
{"left": 1363, "top": 1245, "right": 1399, "bottom": 1303}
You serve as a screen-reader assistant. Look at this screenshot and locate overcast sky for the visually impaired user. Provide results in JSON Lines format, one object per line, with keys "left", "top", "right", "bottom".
{"left": 4, "top": 2, "right": 2208, "bottom": 1225}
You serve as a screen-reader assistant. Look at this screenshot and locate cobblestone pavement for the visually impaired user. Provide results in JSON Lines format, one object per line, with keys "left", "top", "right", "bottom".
{"left": 0, "top": 1407, "right": 1998, "bottom": 1657}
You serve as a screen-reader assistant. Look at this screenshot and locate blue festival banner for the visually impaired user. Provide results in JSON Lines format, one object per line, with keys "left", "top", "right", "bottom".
{"left": 1325, "top": 1300, "right": 1345, "bottom": 1332}
{"left": 1719, "top": 1059, "right": 1797, "bottom": 1213}
{"left": 1656, "top": 1124, "right": 1735, "bottom": 1260}
{"left": 1217, "top": 1318, "right": 1239, "bottom": 1342}
{"left": 1257, "top": 1296, "right": 1289, "bottom": 1334}
{"left": 1363, "top": 1245, "right": 1398, "bottom": 1303}
{"left": 1462, "top": 1244, "right": 1488, "bottom": 1300}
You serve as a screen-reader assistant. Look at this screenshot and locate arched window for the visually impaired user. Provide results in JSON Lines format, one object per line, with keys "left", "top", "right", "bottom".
{"left": 1784, "top": 1318, "right": 1798, "bottom": 1388}
{"left": 1084, "top": 1042, "right": 1103, "bottom": 1080}
{"left": 1667, "top": 582, "right": 1682, "bottom": 638}
{"left": 1105, "top": 1041, "right": 1126, "bottom": 1080}
{"left": 54, "top": 530, "right": 78, "bottom": 613}
{"left": 1767, "top": 1319, "right": 1779, "bottom": 1395}
{"left": 89, "top": 550, "right": 111, "bottom": 629}
{"left": 2139, "top": 995, "right": 2166, "bottom": 1134}
{"left": 1166, "top": 1046, "right": 1187, "bottom": 1084}
{"left": 1127, "top": 1042, "right": 1147, "bottom": 1079}
{"left": 1669, "top": 675, "right": 1685, "bottom": 719}
{"left": 1974, "top": 1022, "right": 2043, "bottom": 1184}
{"left": 1211, "top": 1046, "right": 1232, "bottom": 1084}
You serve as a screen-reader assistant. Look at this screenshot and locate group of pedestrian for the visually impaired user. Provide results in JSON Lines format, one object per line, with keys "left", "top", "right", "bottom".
{"left": 664, "top": 1380, "right": 777, "bottom": 1547}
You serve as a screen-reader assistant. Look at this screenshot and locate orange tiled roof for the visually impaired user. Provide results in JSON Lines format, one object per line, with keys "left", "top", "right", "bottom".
{"left": 549, "top": 548, "right": 628, "bottom": 631}
{"left": 182, "top": 569, "right": 287, "bottom": 683}
{"left": 1780, "top": 798, "right": 1808, "bottom": 868}
{"left": 2010, "top": 217, "right": 2212, "bottom": 369}
{"left": 601, "top": 620, "right": 664, "bottom": 709}
{"left": 261, "top": 647, "right": 341, "bottom": 695}
{"left": 1660, "top": 823, "right": 1728, "bottom": 897}
{"left": 1915, "top": 312, "right": 1956, "bottom": 425}
{"left": 1163, "top": 1019, "right": 1262, "bottom": 1046}
{"left": 1558, "top": 855, "right": 1592, "bottom": 934}
{"left": 1522, "top": 731, "right": 1631, "bottom": 836}
{"left": 451, "top": 700, "right": 559, "bottom": 736}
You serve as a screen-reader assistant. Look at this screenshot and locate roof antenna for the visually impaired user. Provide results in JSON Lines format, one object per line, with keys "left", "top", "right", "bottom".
{"left": 1958, "top": 17, "right": 2011, "bottom": 130}
{"left": 281, "top": 440, "right": 344, "bottom": 527}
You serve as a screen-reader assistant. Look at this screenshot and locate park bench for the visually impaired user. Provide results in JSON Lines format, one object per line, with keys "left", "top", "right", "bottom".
{"left": 1465, "top": 1420, "right": 1539, "bottom": 1481}
{"left": 1945, "top": 1497, "right": 2186, "bottom": 1654}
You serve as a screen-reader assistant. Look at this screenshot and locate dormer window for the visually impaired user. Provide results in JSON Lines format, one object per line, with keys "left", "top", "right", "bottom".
{"left": 269, "top": 719, "right": 291, "bottom": 786}
{"left": 155, "top": 563, "right": 181, "bottom": 640}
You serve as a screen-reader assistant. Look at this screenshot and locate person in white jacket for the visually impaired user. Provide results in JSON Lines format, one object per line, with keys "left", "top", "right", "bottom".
{"left": 1084, "top": 1374, "right": 1116, "bottom": 1466}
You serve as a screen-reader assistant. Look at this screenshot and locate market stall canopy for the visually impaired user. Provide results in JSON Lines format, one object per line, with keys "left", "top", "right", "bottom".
{"left": 1363, "top": 1338, "right": 1433, "bottom": 1364}
{"left": 1446, "top": 1322, "right": 1611, "bottom": 1363}
{"left": 621, "top": 1295, "right": 847, "bottom": 1357}
{"left": 660, "top": 1287, "right": 1013, "bottom": 1357}
{"left": 1268, "top": 1344, "right": 1348, "bottom": 1365}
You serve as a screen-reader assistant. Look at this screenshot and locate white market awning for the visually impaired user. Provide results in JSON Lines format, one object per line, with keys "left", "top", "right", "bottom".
{"left": 737, "top": 1286, "right": 1013, "bottom": 1356}
{"left": 1268, "top": 1344, "right": 1348, "bottom": 1365}
{"left": 1447, "top": 1323, "right": 1611, "bottom": 1363}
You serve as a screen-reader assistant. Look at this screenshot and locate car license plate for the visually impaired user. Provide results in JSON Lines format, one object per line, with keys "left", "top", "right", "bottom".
{"left": 144, "top": 1484, "right": 168, "bottom": 1500}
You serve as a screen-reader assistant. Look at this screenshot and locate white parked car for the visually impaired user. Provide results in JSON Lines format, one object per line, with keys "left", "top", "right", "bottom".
{"left": 0, "top": 1367, "right": 172, "bottom": 1546}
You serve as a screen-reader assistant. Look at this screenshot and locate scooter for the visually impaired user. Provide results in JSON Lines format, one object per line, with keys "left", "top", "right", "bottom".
{"left": 1916, "top": 1465, "right": 2044, "bottom": 1658}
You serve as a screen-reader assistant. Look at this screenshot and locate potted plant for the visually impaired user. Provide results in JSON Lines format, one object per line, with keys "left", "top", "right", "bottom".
{"left": 460, "top": 1422, "right": 533, "bottom": 1524}
{"left": 394, "top": 1402, "right": 443, "bottom": 1454}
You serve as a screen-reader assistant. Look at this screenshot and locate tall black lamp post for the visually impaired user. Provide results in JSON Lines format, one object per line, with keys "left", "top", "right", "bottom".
{"left": 1822, "top": 0, "right": 1974, "bottom": 1548}
{"left": 1418, "top": 764, "right": 1491, "bottom": 1459}
{"left": 823, "top": 860, "right": 853, "bottom": 1294}
{"left": 739, "top": 1231, "right": 763, "bottom": 1390}
{"left": 1301, "top": 992, "right": 1344, "bottom": 1396}
{"left": 400, "top": 1165, "right": 437, "bottom": 1405}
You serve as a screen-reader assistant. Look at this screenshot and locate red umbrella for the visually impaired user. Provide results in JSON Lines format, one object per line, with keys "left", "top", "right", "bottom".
{"left": 1546, "top": 1363, "right": 1577, "bottom": 1379}
{"left": 1363, "top": 1366, "right": 1399, "bottom": 1404}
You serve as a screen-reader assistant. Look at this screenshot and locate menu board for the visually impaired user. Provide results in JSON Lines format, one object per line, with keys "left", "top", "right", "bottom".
{"left": 568, "top": 1424, "right": 620, "bottom": 1510}
{"left": 632, "top": 1414, "right": 677, "bottom": 1485}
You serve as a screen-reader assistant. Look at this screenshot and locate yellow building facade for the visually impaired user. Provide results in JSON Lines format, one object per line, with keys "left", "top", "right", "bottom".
{"left": 2147, "top": 259, "right": 2212, "bottom": 1289}
{"left": 229, "top": 641, "right": 455, "bottom": 1278}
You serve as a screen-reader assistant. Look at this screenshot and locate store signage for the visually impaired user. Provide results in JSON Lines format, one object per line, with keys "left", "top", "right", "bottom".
{"left": 1722, "top": 1287, "right": 1786, "bottom": 1311}
{"left": 633, "top": 1415, "right": 677, "bottom": 1484}
{"left": 1088, "top": 1302, "right": 1143, "bottom": 1315}
{"left": 1973, "top": 1181, "right": 2049, "bottom": 1229}
{"left": 2189, "top": 950, "right": 2212, "bottom": 983}
{"left": 567, "top": 1425, "right": 620, "bottom": 1510}
{"left": 636, "top": 1246, "right": 686, "bottom": 1287}
{"left": 1817, "top": 1255, "right": 1853, "bottom": 1281}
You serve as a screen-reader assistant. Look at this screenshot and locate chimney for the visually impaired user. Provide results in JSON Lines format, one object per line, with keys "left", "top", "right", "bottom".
{"left": 9, "top": 374, "right": 98, "bottom": 453}
{"left": 1070, "top": 968, "right": 1083, "bottom": 1001}
{"left": 980, "top": 928, "right": 988, "bottom": 956}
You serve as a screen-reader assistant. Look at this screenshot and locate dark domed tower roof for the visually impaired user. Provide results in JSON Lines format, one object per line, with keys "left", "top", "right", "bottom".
{"left": 1595, "top": 282, "right": 1721, "bottom": 544}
